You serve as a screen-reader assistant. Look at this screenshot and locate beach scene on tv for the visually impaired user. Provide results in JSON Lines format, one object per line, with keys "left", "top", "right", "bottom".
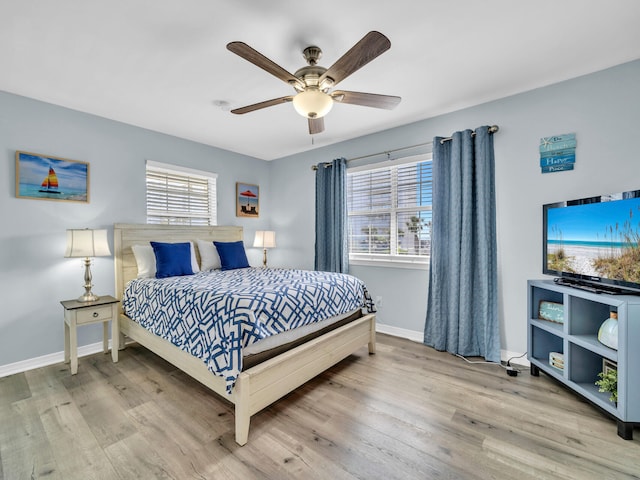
{"left": 546, "top": 195, "right": 640, "bottom": 283}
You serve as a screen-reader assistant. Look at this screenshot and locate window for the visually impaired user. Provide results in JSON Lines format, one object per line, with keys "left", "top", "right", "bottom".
{"left": 145, "top": 160, "right": 217, "bottom": 225}
{"left": 347, "top": 154, "right": 432, "bottom": 267}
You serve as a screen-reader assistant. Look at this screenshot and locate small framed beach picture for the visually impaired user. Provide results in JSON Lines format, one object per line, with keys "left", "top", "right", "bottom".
{"left": 15, "top": 151, "right": 89, "bottom": 203}
{"left": 236, "top": 182, "right": 259, "bottom": 217}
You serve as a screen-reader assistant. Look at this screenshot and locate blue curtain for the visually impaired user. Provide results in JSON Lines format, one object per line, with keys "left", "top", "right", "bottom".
{"left": 315, "top": 157, "right": 348, "bottom": 273}
{"left": 423, "top": 126, "right": 500, "bottom": 362}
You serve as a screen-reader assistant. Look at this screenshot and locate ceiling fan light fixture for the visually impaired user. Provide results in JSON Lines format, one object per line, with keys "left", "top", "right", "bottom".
{"left": 292, "top": 89, "right": 333, "bottom": 119}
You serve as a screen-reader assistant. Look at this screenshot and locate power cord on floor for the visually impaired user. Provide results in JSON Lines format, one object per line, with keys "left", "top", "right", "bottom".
{"left": 504, "top": 351, "right": 528, "bottom": 377}
{"left": 455, "top": 351, "right": 528, "bottom": 377}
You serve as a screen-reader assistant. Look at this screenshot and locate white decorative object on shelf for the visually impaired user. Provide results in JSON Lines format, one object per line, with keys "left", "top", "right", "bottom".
{"left": 598, "top": 312, "right": 619, "bottom": 350}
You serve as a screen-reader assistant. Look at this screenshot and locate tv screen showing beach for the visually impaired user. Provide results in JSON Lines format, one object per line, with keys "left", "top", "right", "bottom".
{"left": 545, "top": 193, "right": 640, "bottom": 284}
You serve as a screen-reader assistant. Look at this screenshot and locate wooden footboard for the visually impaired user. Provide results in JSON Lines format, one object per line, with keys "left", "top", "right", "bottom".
{"left": 234, "top": 312, "right": 375, "bottom": 444}
{"left": 118, "top": 311, "right": 376, "bottom": 445}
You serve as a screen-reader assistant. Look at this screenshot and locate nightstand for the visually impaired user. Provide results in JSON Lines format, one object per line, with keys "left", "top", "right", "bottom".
{"left": 61, "top": 295, "right": 119, "bottom": 374}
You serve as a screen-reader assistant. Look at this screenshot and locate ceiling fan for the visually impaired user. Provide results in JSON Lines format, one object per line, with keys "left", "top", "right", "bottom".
{"left": 226, "top": 31, "right": 401, "bottom": 134}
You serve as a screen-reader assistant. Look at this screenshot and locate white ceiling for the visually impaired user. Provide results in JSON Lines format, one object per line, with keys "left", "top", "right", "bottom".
{"left": 1, "top": 1, "right": 640, "bottom": 160}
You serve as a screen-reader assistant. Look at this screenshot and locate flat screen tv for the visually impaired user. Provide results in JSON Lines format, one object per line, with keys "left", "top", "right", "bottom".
{"left": 543, "top": 189, "right": 640, "bottom": 294}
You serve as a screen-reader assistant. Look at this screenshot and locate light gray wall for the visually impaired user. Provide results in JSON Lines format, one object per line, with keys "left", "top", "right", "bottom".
{"left": 270, "top": 59, "right": 640, "bottom": 355}
{"left": 2, "top": 59, "right": 639, "bottom": 369}
{"left": 0, "top": 91, "right": 271, "bottom": 367}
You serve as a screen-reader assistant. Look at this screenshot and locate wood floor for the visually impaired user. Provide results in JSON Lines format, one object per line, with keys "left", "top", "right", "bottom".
{"left": 1, "top": 334, "right": 639, "bottom": 480}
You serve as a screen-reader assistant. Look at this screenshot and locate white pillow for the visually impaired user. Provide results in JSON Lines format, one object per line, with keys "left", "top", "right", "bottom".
{"left": 131, "top": 242, "right": 200, "bottom": 278}
{"left": 131, "top": 244, "right": 155, "bottom": 278}
{"left": 196, "top": 239, "right": 221, "bottom": 271}
{"left": 188, "top": 242, "right": 200, "bottom": 273}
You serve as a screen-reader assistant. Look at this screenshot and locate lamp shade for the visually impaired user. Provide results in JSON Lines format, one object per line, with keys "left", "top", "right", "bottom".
{"left": 253, "top": 230, "right": 276, "bottom": 249}
{"left": 65, "top": 229, "right": 111, "bottom": 258}
{"left": 292, "top": 89, "right": 333, "bottom": 119}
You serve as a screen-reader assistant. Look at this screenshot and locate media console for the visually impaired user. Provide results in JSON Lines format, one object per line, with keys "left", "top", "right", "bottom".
{"left": 528, "top": 279, "right": 640, "bottom": 439}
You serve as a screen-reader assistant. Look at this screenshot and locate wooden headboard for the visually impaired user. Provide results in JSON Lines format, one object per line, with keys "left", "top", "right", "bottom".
{"left": 113, "top": 223, "right": 243, "bottom": 301}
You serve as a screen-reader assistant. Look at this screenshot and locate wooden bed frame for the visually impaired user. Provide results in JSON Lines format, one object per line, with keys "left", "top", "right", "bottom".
{"left": 112, "top": 223, "right": 376, "bottom": 445}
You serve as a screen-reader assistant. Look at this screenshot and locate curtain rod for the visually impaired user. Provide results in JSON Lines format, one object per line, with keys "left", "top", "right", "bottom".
{"left": 311, "top": 125, "right": 499, "bottom": 170}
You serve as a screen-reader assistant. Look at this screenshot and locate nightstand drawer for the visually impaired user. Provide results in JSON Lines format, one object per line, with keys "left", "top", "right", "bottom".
{"left": 76, "top": 305, "right": 113, "bottom": 325}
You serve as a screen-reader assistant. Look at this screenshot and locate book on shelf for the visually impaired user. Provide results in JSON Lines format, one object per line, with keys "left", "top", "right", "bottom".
{"left": 549, "top": 351, "right": 564, "bottom": 371}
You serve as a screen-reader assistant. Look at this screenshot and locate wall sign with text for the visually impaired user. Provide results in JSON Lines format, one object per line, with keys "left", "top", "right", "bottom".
{"left": 540, "top": 133, "right": 576, "bottom": 173}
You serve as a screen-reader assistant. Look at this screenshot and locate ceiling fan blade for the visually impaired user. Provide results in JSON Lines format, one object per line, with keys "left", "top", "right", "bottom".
{"left": 308, "top": 117, "right": 324, "bottom": 134}
{"left": 231, "top": 96, "right": 294, "bottom": 115}
{"left": 319, "top": 31, "right": 391, "bottom": 88}
{"left": 332, "top": 90, "right": 401, "bottom": 109}
{"left": 227, "top": 42, "right": 305, "bottom": 90}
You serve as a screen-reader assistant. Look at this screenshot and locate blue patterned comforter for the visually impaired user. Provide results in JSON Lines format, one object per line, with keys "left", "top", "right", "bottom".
{"left": 123, "top": 268, "right": 374, "bottom": 393}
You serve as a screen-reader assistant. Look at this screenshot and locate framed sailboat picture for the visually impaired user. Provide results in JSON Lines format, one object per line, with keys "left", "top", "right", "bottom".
{"left": 15, "top": 151, "right": 89, "bottom": 203}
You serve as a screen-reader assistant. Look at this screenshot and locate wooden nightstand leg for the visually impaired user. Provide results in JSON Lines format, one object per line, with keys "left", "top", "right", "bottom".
{"left": 102, "top": 322, "right": 109, "bottom": 353}
{"left": 64, "top": 321, "right": 70, "bottom": 364}
{"left": 69, "top": 321, "right": 78, "bottom": 375}
{"left": 111, "top": 317, "right": 119, "bottom": 363}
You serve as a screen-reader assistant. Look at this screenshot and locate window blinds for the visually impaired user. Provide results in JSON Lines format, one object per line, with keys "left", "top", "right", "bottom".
{"left": 146, "top": 163, "right": 217, "bottom": 226}
{"left": 347, "top": 156, "right": 432, "bottom": 257}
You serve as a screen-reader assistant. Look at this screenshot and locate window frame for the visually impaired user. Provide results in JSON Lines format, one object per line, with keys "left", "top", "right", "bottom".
{"left": 347, "top": 153, "right": 432, "bottom": 270}
{"left": 145, "top": 160, "right": 218, "bottom": 226}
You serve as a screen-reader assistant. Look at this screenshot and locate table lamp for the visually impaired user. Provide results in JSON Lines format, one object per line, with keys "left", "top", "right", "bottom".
{"left": 253, "top": 230, "right": 276, "bottom": 267}
{"left": 65, "top": 229, "right": 111, "bottom": 302}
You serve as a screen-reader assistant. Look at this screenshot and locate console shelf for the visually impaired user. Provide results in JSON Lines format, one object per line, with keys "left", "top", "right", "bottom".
{"left": 527, "top": 279, "right": 640, "bottom": 439}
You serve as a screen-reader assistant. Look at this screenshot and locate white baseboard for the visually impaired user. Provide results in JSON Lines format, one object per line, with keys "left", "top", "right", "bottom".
{"left": 501, "top": 349, "right": 530, "bottom": 367}
{"left": 375, "top": 322, "right": 529, "bottom": 367}
{"left": 2, "top": 326, "right": 530, "bottom": 378}
{"left": 0, "top": 341, "right": 111, "bottom": 378}
{"left": 376, "top": 323, "right": 424, "bottom": 343}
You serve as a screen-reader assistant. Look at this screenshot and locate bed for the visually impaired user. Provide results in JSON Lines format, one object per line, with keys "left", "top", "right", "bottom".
{"left": 112, "top": 223, "right": 376, "bottom": 445}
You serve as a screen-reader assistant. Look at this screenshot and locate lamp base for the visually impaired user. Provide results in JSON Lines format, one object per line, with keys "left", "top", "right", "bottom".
{"left": 78, "top": 257, "right": 99, "bottom": 302}
{"left": 78, "top": 292, "right": 100, "bottom": 302}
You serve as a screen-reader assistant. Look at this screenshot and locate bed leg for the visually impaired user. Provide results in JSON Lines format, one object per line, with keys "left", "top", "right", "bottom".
{"left": 368, "top": 317, "right": 376, "bottom": 355}
{"left": 234, "top": 373, "right": 250, "bottom": 446}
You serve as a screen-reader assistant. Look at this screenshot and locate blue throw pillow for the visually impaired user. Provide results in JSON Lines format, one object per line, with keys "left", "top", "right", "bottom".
{"left": 150, "top": 241, "right": 194, "bottom": 278}
{"left": 214, "top": 241, "right": 250, "bottom": 270}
